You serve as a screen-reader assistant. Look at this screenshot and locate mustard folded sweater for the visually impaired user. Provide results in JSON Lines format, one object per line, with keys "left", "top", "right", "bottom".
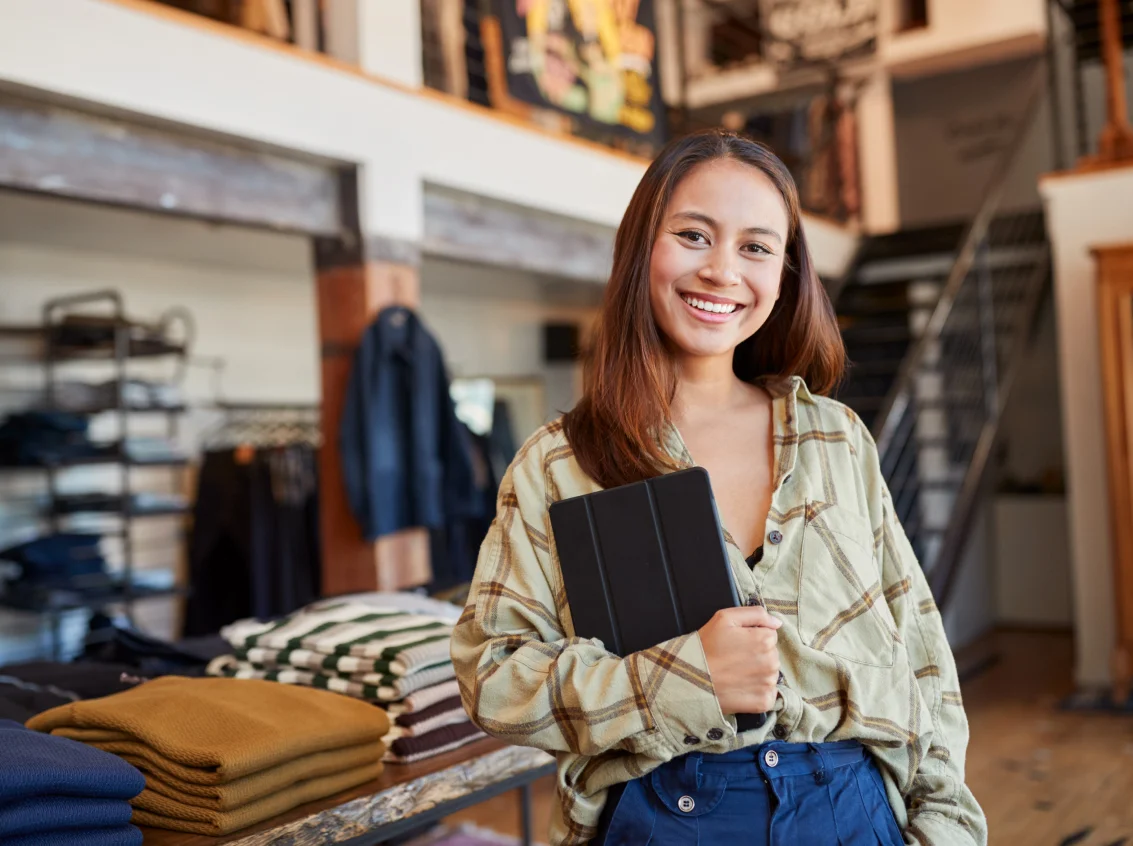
{"left": 129, "top": 761, "right": 384, "bottom": 835}
{"left": 26, "top": 677, "right": 390, "bottom": 781}
{"left": 118, "top": 742, "right": 384, "bottom": 809}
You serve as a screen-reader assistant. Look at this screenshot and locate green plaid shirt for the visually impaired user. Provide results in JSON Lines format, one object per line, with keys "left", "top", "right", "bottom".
{"left": 451, "top": 377, "right": 986, "bottom": 845}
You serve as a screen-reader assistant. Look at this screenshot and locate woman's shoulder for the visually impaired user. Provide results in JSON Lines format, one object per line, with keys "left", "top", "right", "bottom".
{"left": 504, "top": 417, "right": 598, "bottom": 503}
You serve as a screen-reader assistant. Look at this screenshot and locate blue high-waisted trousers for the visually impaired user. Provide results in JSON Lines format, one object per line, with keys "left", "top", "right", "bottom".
{"left": 591, "top": 740, "right": 905, "bottom": 845}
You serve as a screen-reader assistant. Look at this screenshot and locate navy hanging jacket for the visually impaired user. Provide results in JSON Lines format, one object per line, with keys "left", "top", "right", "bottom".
{"left": 339, "top": 307, "right": 478, "bottom": 540}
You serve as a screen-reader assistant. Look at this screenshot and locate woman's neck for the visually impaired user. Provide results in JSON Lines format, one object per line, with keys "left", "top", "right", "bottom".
{"left": 671, "top": 353, "right": 748, "bottom": 420}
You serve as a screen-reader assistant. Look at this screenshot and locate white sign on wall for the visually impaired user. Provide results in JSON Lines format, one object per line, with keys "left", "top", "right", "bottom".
{"left": 758, "top": 0, "right": 878, "bottom": 68}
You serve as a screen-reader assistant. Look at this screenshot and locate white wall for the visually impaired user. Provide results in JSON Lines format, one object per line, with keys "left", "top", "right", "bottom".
{"left": 880, "top": 0, "right": 1047, "bottom": 78}
{"left": 892, "top": 56, "right": 1052, "bottom": 227}
{"left": 1041, "top": 163, "right": 1133, "bottom": 687}
{"left": 418, "top": 257, "right": 600, "bottom": 436}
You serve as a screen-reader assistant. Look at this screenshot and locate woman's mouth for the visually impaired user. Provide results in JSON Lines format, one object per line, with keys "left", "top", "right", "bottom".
{"left": 679, "top": 293, "right": 743, "bottom": 322}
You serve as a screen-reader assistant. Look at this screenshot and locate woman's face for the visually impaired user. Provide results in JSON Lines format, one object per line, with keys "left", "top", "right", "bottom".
{"left": 649, "top": 158, "right": 790, "bottom": 365}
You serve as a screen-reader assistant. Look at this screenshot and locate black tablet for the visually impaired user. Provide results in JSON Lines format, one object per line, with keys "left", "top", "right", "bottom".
{"left": 549, "top": 466, "right": 768, "bottom": 730}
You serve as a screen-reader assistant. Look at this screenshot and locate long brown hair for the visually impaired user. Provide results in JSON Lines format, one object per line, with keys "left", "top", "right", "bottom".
{"left": 563, "top": 129, "right": 845, "bottom": 489}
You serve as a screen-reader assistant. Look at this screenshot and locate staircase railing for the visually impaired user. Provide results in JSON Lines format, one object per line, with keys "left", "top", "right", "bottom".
{"left": 870, "top": 63, "right": 1052, "bottom": 609}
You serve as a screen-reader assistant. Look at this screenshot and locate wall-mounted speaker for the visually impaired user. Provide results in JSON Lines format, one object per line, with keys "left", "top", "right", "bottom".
{"left": 543, "top": 322, "right": 581, "bottom": 363}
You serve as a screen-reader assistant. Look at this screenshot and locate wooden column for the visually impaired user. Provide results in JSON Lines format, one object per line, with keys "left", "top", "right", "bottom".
{"left": 1095, "top": 243, "right": 1133, "bottom": 701}
{"left": 1087, "top": 0, "right": 1133, "bottom": 166}
{"left": 315, "top": 171, "right": 432, "bottom": 596}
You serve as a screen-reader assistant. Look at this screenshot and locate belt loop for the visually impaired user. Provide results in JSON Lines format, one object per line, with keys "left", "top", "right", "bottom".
{"left": 808, "top": 743, "right": 834, "bottom": 785}
{"left": 682, "top": 750, "right": 703, "bottom": 788}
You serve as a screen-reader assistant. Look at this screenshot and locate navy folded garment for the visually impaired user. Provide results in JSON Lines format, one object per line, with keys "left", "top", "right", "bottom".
{"left": 0, "top": 796, "right": 133, "bottom": 838}
{"left": 0, "top": 721, "right": 145, "bottom": 802}
{"left": 4, "top": 824, "right": 143, "bottom": 846}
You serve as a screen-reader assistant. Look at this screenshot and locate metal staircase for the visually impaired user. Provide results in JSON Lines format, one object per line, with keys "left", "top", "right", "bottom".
{"left": 832, "top": 68, "right": 1053, "bottom": 611}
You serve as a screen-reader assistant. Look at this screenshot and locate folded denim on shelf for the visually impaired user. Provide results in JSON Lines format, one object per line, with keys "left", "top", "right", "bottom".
{"left": 127, "top": 761, "right": 383, "bottom": 835}
{"left": 3, "top": 824, "right": 142, "bottom": 846}
{"left": 0, "top": 534, "right": 107, "bottom": 584}
{"left": 0, "top": 720, "right": 144, "bottom": 803}
{"left": 0, "top": 795, "right": 134, "bottom": 838}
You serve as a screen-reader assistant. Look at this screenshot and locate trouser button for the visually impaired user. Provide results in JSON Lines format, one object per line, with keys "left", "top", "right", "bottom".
{"left": 764, "top": 749, "right": 779, "bottom": 768}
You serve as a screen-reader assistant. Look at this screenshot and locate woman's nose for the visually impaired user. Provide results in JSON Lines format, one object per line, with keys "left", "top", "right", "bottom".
{"left": 697, "top": 258, "right": 742, "bottom": 287}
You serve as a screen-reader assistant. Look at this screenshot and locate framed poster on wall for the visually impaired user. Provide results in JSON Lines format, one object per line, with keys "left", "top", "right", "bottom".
{"left": 491, "top": 0, "right": 667, "bottom": 147}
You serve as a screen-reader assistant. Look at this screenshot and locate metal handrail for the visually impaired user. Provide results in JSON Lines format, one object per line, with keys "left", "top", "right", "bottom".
{"left": 872, "top": 63, "right": 1048, "bottom": 456}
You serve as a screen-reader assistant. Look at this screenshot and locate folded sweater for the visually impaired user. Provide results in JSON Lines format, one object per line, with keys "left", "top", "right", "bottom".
{"left": 120, "top": 742, "right": 384, "bottom": 808}
{"left": 0, "top": 796, "right": 133, "bottom": 838}
{"left": 235, "top": 638, "right": 452, "bottom": 677}
{"left": 128, "top": 760, "right": 383, "bottom": 835}
{"left": 385, "top": 679, "right": 462, "bottom": 715}
{"left": 222, "top": 603, "right": 451, "bottom": 659}
{"left": 385, "top": 721, "right": 485, "bottom": 765}
{"left": 4, "top": 826, "right": 143, "bottom": 846}
{"left": 25, "top": 677, "right": 389, "bottom": 782}
{"left": 208, "top": 660, "right": 454, "bottom": 703}
{"left": 0, "top": 720, "right": 145, "bottom": 802}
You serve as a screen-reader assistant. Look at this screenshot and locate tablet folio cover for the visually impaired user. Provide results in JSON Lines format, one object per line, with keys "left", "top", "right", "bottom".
{"left": 549, "top": 467, "right": 767, "bottom": 729}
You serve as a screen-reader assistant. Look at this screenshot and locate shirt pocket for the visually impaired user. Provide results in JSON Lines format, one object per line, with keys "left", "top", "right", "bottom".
{"left": 798, "top": 501, "right": 897, "bottom": 668}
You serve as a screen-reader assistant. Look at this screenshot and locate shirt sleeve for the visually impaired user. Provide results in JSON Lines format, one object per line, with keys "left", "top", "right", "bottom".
{"left": 450, "top": 433, "right": 736, "bottom": 761}
{"left": 858, "top": 424, "right": 988, "bottom": 846}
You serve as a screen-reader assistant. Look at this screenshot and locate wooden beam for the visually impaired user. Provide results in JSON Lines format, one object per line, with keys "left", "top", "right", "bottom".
{"left": 0, "top": 90, "right": 341, "bottom": 234}
{"left": 316, "top": 169, "right": 432, "bottom": 596}
{"left": 423, "top": 185, "right": 616, "bottom": 284}
{"left": 1086, "top": 0, "right": 1133, "bottom": 166}
{"left": 1095, "top": 243, "right": 1133, "bottom": 702}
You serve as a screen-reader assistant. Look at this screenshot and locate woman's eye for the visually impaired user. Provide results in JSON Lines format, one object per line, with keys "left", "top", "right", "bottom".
{"left": 744, "top": 243, "right": 772, "bottom": 255}
{"left": 678, "top": 230, "right": 707, "bottom": 244}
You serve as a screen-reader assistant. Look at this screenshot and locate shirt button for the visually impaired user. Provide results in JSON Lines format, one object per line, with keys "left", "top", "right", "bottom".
{"left": 678, "top": 795, "right": 695, "bottom": 813}
{"left": 707, "top": 728, "right": 724, "bottom": 741}
{"left": 764, "top": 749, "right": 780, "bottom": 768}
{"left": 773, "top": 724, "right": 789, "bottom": 740}
{"left": 683, "top": 735, "right": 699, "bottom": 745}
{"left": 768, "top": 530, "right": 783, "bottom": 545}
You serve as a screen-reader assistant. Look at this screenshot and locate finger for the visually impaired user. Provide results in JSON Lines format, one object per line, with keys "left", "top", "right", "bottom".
{"left": 718, "top": 605, "right": 782, "bottom": 629}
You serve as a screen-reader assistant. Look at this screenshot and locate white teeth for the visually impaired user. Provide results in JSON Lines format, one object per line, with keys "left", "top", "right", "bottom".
{"left": 681, "top": 294, "right": 737, "bottom": 315}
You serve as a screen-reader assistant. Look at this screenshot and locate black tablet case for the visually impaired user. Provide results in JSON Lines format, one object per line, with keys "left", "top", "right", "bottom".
{"left": 549, "top": 467, "right": 768, "bottom": 730}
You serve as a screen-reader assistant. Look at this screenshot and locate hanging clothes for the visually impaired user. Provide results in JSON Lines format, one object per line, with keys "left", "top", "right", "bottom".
{"left": 183, "top": 445, "right": 321, "bottom": 637}
{"left": 339, "top": 306, "right": 478, "bottom": 541}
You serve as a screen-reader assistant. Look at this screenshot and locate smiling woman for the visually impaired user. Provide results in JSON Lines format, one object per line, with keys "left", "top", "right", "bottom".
{"left": 451, "top": 130, "right": 987, "bottom": 846}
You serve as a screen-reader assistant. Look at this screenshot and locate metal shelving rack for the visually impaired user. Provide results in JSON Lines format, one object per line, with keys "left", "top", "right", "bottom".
{"left": 0, "top": 289, "right": 194, "bottom": 655}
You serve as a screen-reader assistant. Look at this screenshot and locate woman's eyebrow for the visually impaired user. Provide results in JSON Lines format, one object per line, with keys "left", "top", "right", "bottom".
{"left": 670, "top": 211, "right": 783, "bottom": 244}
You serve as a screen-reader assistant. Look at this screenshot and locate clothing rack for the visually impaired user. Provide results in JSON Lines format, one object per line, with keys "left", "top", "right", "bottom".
{"left": 201, "top": 402, "right": 321, "bottom": 450}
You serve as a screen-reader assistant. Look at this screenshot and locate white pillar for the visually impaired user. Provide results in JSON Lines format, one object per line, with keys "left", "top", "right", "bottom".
{"left": 325, "top": 0, "right": 423, "bottom": 88}
{"left": 856, "top": 69, "right": 901, "bottom": 234}
{"left": 1041, "top": 165, "right": 1133, "bottom": 688}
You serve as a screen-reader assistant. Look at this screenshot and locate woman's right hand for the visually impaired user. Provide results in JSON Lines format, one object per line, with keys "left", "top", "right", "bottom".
{"left": 698, "top": 606, "right": 782, "bottom": 715}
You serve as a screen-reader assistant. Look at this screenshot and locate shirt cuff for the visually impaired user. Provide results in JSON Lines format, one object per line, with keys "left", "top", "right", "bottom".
{"left": 906, "top": 810, "right": 980, "bottom": 846}
{"left": 633, "top": 631, "right": 736, "bottom": 757}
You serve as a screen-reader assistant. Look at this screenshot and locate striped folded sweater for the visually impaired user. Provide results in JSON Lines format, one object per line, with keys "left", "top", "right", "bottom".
{"left": 208, "top": 659, "right": 456, "bottom": 704}
{"left": 221, "top": 603, "right": 452, "bottom": 665}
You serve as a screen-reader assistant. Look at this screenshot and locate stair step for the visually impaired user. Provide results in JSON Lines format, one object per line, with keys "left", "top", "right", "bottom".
{"left": 841, "top": 325, "right": 914, "bottom": 344}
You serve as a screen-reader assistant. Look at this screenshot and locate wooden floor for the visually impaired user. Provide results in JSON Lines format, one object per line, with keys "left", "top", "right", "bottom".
{"left": 445, "top": 631, "right": 1133, "bottom": 845}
